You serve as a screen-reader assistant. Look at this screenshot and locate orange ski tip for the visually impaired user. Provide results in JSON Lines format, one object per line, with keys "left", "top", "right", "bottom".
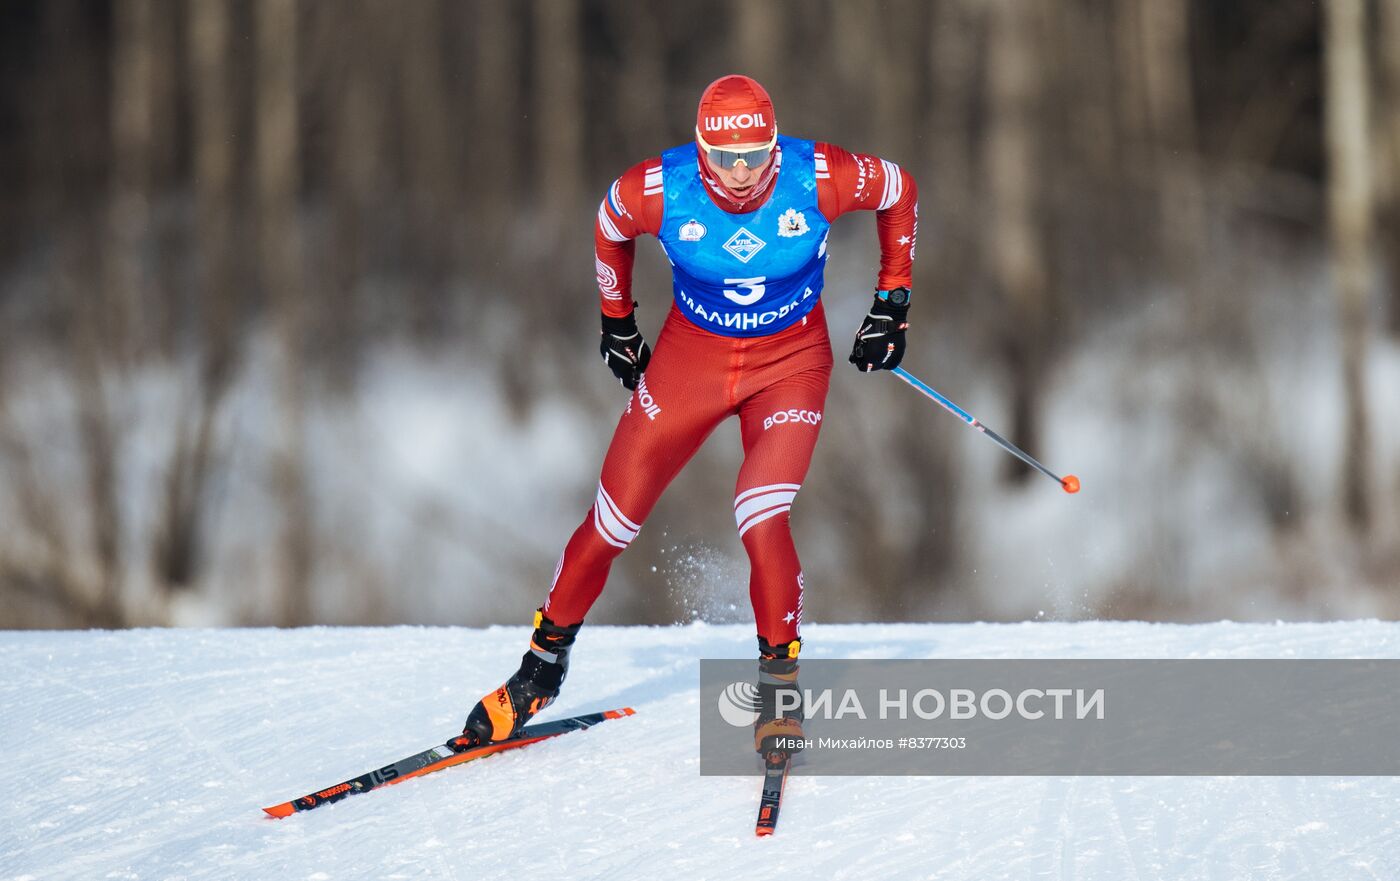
{"left": 755, "top": 827, "right": 774, "bottom": 837}
{"left": 263, "top": 802, "right": 295, "bottom": 819}
{"left": 606, "top": 707, "right": 636, "bottom": 719}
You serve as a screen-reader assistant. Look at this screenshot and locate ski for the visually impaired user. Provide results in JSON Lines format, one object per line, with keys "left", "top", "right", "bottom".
{"left": 754, "top": 750, "right": 791, "bottom": 836}
{"left": 263, "top": 707, "right": 635, "bottom": 818}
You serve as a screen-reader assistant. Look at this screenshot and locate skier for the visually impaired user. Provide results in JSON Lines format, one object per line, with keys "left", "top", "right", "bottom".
{"left": 457, "top": 74, "right": 917, "bottom": 753}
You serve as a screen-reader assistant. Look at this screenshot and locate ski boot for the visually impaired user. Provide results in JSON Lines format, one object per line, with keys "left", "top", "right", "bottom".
{"left": 450, "top": 610, "right": 581, "bottom": 751}
{"left": 754, "top": 636, "right": 804, "bottom": 758}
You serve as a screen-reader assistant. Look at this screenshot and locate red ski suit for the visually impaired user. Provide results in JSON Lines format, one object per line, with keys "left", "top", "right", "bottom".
{"left": 543, "top": 143, "right": 917, "bottom": 645}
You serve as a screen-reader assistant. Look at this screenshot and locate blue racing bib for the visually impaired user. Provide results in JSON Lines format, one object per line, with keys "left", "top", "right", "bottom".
{"left": 657, "top": 136, "right": 830, "bottom": 337}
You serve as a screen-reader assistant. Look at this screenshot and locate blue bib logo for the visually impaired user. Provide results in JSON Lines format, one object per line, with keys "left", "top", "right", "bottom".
{"left": 679, "top": 219, "right": 707, "bottom": 242}
{"left": 722, "top": 227, "right": 766, "bottom": 263}
{"left": 777, "top": 208, "right": 809, "bottom": 238}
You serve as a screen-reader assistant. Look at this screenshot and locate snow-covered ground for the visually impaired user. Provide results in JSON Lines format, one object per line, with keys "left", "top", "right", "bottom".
{"left": 5, "top": 621, "right": 1400, "bottom": 880}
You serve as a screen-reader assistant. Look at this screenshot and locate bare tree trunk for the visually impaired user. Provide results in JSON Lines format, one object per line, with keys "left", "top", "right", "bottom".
{"left": 95, "top": 0, "right": 155, "bottom": 614}
{"left": 189, "top": 0, "right": 239, "bottom": 402}
{"left": 533, "top": 0, "right": 584, "bottom": 232}
{"left": 1136, "top": 0, "right": 1209, "bottom": 322}
{"left": 1114, "top": 0, "right": 1150, "bottom": 154}
{"left": 108, "top": 0, "right": 154, "bottom": 362}
{"left": 1324, "top": 0, "right": 1375, "bottom": 532}
{"left": 257, "top": 0, "right": 313, "bottom": 626}
{"left": 1136, "top": 0, "right": 1196, "bottom": 164}
{"left": 115, "top": 0, "right": 218, "bottom": 609}
{"left": 177, "top": 0, "right": 245, "bottom": 616}
{"left": 735, "top": 0, "right": 784, "bottom": 99}
{"left": 1128, "top": 0, "right": 1206, "bottom": 311}
{"left": 830, "top": 0, "right": 875, "bottom": 146}
{"left": 72, "top": 308, "right": 124, "bottom": 626}
{"left": 1380, "top": 0, "right": 1400, "bottom": 337}
{"left": 926, "top": 0, "right": 981, "bottom": 315}
{"left": 401, "top": 0, "right": 457, "bottom": 342}
{"left": 871, "top": 0, "right": 922, "bottom": 159}
{"left": 609, "top": 0, "right": 665, "bottom": 150}
{"left": 1112, "top": 0, "right": 1163, "bottom": 276}
{"left": 143, "top": 1, "right": 215, "bottom": 598}
{"left": 470, "top": 0, "right": 520, "bottom": 269}
{"left": 1037, "top": 1, "right": 1132, "bottom": 309}
{"left": 986, "top": 0, "right": 1048, "bottom": 484}
{"left": 520, "top": 0, "right": 586, "bottom": 414}
{"left": 319, "top": 1, "right": 386, "bottom": 385}
{"left": 75, "top": 3, "right": 136, "bottom": 624}
{"left": 148, "top": 0, "right": 181, "bottom": 356}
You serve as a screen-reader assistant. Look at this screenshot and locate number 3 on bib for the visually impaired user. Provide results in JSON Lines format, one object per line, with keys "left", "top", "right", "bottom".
{"left": 723, "top": 276, "right": 767, "bottom": 306}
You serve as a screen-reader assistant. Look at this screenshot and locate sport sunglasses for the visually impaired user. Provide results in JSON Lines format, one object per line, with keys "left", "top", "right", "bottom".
{"left": 695, "top": 129, "right": 779, "bottom": 170}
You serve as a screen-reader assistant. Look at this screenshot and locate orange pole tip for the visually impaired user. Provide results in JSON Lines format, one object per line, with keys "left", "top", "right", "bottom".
{"left": 1061, "top": 475, "right": 1080, "bottom": 494}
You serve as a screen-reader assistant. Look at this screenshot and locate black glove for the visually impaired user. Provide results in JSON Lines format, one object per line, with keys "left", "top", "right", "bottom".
{"left": 600, "top": 309, "right": 652, "bottom": 390}
{"left": 848, "top": 288, "right": 910, "bottom": 372}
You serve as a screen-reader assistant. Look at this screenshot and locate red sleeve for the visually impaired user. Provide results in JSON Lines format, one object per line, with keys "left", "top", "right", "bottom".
{"left": 594, "top": 158, "right": 665, "bottom": 318}
{"left": 815, "top": 143, "right": 918, "bottom": 292}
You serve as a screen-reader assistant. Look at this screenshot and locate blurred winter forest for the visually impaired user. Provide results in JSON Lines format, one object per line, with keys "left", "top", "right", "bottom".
{"left": 1, "top": 0, "right": 1398, "bottom": 630}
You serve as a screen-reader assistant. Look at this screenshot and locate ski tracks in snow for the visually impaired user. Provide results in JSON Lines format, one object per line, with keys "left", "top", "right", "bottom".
{"left": 3, "top": 622, "right": 1400, "bottom": 880}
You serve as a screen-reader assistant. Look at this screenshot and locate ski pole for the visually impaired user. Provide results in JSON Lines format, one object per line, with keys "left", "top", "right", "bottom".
{"left": 891, "top": 366, "right": 1080, "bottom": 494}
